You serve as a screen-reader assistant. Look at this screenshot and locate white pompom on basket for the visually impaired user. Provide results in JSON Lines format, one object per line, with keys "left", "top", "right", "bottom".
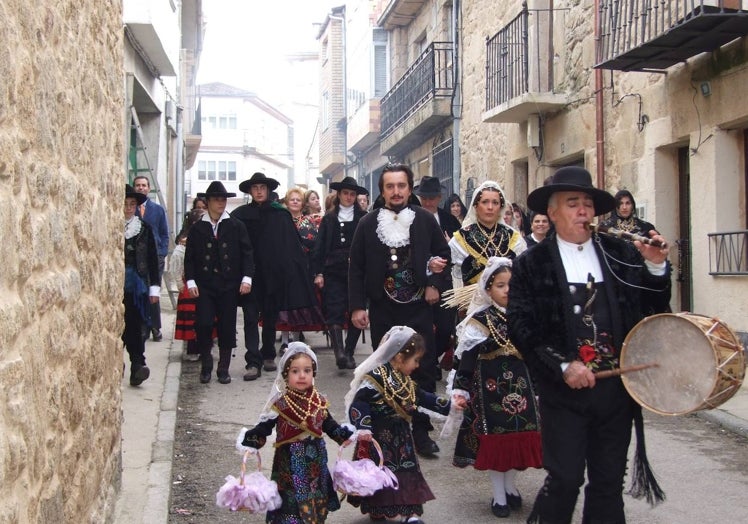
{"left": 332, "top": 436, "right": 398, "bottom": 498}
{"left": 216, "top": 449, "right": 282, "bottom": 513}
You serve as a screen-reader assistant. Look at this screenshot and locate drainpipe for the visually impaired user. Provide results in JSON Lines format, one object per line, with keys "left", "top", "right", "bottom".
{"left": 329, "top": 11, "right": 347, "bottom": 179}
{"left": 594, "top": 0, "right": 605, "bottom": 190}
{"left": 451, "top": 0, "right": 461, "bottom": 195}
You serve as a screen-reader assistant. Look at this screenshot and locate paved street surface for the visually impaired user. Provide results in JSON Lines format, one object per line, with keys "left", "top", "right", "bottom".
{"left": 116, "top": 307, "right": 748, "bottom": 523}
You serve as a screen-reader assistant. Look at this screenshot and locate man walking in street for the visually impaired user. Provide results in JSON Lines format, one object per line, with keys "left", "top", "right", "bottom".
{"left": 184, "top": 181, "right": 254, "bottom": 384}
{"left": 349, "top": 163, "right": 451, "bottom": 456}
{"left": 134, "top": 175, "right": 170, "bottom": 342}
{"left": 414, "top": 176, "right": 461, "bottom": 367}
{"left": 508, "top": 167, "right": 671, "bottom": 522}
{"left": 231, "top": 172, "right": 319, "bottom": 381}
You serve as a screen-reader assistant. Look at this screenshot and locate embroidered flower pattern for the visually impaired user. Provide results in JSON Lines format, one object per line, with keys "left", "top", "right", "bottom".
{"left": 576, "top": 333, "right": 618, "bottom": 371}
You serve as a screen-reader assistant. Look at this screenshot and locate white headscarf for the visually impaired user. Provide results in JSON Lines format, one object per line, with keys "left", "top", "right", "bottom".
{"left": 257, "top": 342, "right": 319, "bottom": 423}
{"left": 343, "top": 326, "right": 416, "bottom": 419}
{"left": 462, "top": 180, "right": 511, "bottom": 229}
{"left": 454, "top": 256, "right": 513, "bottom": 359}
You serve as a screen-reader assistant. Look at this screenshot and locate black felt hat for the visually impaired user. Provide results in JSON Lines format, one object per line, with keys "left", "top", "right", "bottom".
{"left": 197, "top": 181, "right": 236, "bottom": 198}
{"left": 329, "top": 176, "right": 368, "bottom": 195}
{"left": 239, "top": 172, "right": 280, "bottom": 193}
{"left": 413, "top": 176, "right": 445, "bottom": 198}
{"left": 125, "top": 184, "right": 147, "bottom": 205}
{"left": 527, "top": 166, "right": 616, "bottom": 216}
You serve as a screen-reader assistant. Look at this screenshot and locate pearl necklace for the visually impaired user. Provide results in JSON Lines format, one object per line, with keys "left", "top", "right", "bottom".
{"left": 485, "top": 308, "right": 520, "bottom": 357}
{"left": 377, "top": 366, "right": 416, "bottom": 407}
{"left": 282, "top": 387, "right": 327, "bottom": 425}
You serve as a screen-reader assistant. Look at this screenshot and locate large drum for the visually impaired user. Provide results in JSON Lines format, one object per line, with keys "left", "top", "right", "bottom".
{"left": 620, "top": 313, "right": 745, "bottom": 416}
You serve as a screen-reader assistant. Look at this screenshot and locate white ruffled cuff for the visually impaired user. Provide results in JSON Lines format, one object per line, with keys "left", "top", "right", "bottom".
{"left": 235, "top": 427, "right": 257, "bottom": 455}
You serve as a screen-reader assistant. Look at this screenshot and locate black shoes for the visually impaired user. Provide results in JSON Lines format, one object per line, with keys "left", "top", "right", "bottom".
{"left": 243, "top": 366, "right": 261, "bottom": 381}
{"left": 151, "top": 329, "right": 163, "bottom": 342}
{"left": 130, "top": 365, "right": 150, "bottom": 386}
{"left": 263, "top": 359, "right": 277, "bottom": 372}
{"left": 217, "top": 373, "right": 231, "bottom": 384}
{"left": 199, "top": 369, "right": 212, "bottom": 384}
{"left": 413, "top": 433, "right": 440, "bottom": 457}
{"left": 491, "top": 499, "right": 510, "bottom": 518}
{"left": 505, "top": 492, "right": 522, "bottom": 510}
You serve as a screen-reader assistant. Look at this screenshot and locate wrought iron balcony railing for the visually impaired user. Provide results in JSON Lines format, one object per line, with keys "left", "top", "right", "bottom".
{"left": 486, "top": 8, "right": 528, "bottom": 110}
{"left": 380, "top": 42, "right": 454, "bottom": 139}
{"left": 596, "top": 0, "right": 748, "bottom": 71}
{"left": 484, "top": 5, "right": 566, "bottom": 122}
{"left": 708, "top": 230, "right": 748, "bottom": 275}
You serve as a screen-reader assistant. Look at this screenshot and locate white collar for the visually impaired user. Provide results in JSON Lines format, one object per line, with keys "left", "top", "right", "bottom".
{"left": 124, "top": 216, "right": 142, "bottom": 240}
{"left": 202, "top": 210, "right": 230, "bottom": 225}
{"left": 556, "top": 236, "right": 604, "bottom": 282}
{"left": 338, "top": 204, "right": 354, "bottom": 222}
{"left": 376, "top": 207, "right": 416, "bottom": 248}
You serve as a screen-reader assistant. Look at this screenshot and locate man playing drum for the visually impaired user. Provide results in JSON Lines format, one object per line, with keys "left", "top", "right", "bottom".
{"left": 507, "top": 167, "right": 671, "bottom": 524}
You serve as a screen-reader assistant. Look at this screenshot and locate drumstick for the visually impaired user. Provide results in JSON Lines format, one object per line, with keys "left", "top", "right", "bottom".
{"left": 595, "top": 362, "right": 659, "bottom": 379}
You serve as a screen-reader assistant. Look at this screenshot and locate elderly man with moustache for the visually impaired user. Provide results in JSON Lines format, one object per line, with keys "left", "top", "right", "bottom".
{"left": 507, "top": 167, "right": 671, "bottom": 524}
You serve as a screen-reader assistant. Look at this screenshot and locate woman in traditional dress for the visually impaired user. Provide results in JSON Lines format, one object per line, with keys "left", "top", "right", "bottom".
{"left": 277, "top": 187, "right": 325, "bottom": 351}
{"left": 600, "top": 189, "right": 655, "bottom": 237}
{"left": 449, "top": 181, "right": 526, "bottom": 286}
{"left": 444, "top": 193, "right": 467, "bottom": 224}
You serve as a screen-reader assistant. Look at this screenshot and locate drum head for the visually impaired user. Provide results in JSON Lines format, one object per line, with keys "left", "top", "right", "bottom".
{"left": 621, "top": 314, "right": 718, "bottom": 415}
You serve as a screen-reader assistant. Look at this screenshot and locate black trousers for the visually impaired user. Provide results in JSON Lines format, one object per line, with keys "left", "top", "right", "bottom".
{"left": 532, "top": 378, "right": 634, "bottom": 524}
{"left": 194, "top": 278, "right": 240, "bottom": 368}
{"left": 322, "top": 267, "right": 349, "bottom": 326}
{"left": 148, "top": 255, "right": 165, "bottom": 331}
{"left": 432, "top": 301, "right": 456, "bottom": 357}
{"left": 123, "top": 293, "right": 147, "bottom": 368}
{"left": 242, "top": 293, "right": 278, "bottom": 368}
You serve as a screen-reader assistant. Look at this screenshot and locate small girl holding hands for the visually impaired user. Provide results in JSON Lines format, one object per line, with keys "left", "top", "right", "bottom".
{"left": 345, "top": 326, "right": 452, "bottom": 524}
{"left": 450, "top": 257, "right": 542, "bottom": 518}
{"left": 237, "top": 342, "right": 353, "bottom": 524}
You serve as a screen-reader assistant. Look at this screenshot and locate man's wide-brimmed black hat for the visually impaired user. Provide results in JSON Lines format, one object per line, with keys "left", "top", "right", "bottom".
{"left": 414, "top": 176, "right": 445, "bottom": 198}
{"left": 239, "top": 172, "right": 280, "bottom": 193}
{"left": 329, "top": 176, "right": 368, "bottom": 195}
{"left": 197, "top": 181, "right": 236, "bottom": 198}
{"left": 125, "top": 184, "right": 147, "bottom": 205}
{"left": 527, "top": 166, "right": 616, "bottom": 216}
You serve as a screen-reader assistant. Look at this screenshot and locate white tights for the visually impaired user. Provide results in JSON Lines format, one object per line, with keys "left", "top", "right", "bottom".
{"left": 489, "top": 469, "right": 519, "bottom": 505}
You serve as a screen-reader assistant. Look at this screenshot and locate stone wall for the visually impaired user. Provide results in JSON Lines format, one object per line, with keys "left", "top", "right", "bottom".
{"left": 0, "top": 2, "right": 125, "bottom": 522}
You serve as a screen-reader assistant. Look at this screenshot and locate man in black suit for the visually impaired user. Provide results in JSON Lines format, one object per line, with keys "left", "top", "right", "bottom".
{"left": 184, "top": 181, "right": 254, "bottom": 385}
{"left": 349, "top": 164, "right": 451, "bottom": 456}
{"left": 414, "top": 176, "right": 461, "bottom": 366}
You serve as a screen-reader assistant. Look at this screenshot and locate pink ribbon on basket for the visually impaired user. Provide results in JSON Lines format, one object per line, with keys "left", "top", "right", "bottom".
{"left": 332, "top": 434, "right": 398, "bottom": 497}
{"left": 216, "top": 450, "right": 282, "bottom": 513}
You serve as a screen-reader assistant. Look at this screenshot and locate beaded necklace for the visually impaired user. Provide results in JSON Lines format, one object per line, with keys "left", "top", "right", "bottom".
{"left": 484, "top": 307, "right": 520, "bottom": 358}
{"left": 377, "top": 365, "right": 416, "bottom": 407}
{"left": 282, "top": 386, "right": 327, "bottom": 424}
{"left": 475, "top": 222, "right": 511, "bottom": 259}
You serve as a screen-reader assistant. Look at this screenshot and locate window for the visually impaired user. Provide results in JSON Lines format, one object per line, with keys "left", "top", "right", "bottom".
{"left": 218, "top": 161, "right": 227, "bottom": 180}
{"left": 198, "top": 160, "right": 235, "bottom": 181}
{"left": 207, "top": 160, "right": 216, "bottom": 180}
{"left": 202, "top": 113, "right": 237, "bottom": 129}
{"left": 373, "top": 29, "right": 388, "bottom": 97}
{"left": 228, "top": 161, "right": 236, "bottom": 181}
{"left": 198, "top": 160, "right": 207, "bottom": 180}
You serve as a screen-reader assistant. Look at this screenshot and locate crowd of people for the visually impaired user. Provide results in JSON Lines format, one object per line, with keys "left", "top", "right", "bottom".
{"left": 123, "top": 165, "right": 671, "bottom": 524}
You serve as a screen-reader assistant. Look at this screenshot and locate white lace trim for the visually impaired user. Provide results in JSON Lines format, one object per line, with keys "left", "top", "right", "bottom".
{"left": 124, "top": 216, "right": 142, "bottom": 240}
{"left": 375, "top": 208, "right": 415, "bottom": 247}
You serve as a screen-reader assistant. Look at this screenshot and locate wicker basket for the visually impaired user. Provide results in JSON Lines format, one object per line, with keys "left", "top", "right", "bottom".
{"left": 332, "top": 437, "right": 398, "bottom": 497}
{"left": 216, "top": 450, "right": 282, "bottom": 513}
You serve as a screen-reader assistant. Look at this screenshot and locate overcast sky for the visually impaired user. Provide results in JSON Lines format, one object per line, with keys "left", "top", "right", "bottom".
{"left": 197, "top": 0, "right": 338, "bottom": 103}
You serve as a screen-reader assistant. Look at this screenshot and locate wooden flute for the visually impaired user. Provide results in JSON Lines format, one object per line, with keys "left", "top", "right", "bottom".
{"left": 587, "top": 223, "right": 667, "bottom": 249}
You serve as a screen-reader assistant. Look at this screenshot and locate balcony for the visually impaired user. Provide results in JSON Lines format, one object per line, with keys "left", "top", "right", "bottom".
{"left": 123, "top": 0, "right": 179, "bottom": 76}
{"left": 348, "top": 99, "right": 381, "bottom": 153}
{"left": 380, "top": 42, "right": 454, "bottom": 157}
{"left": 483, "top": 6, "right": 567, "bottom": 124}
{"left": 596, "top": 1, "right": 748, "bottom": 72}
{"left": 708, "top": 230, "right": 748, "bottom": 275}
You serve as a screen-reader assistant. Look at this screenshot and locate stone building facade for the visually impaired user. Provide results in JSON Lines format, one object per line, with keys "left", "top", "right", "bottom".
{"left": 0, "top": 2, "right": 125, "bottom": 522}
{"left": 459, "top": 0, "right": 748, "bottom": 335}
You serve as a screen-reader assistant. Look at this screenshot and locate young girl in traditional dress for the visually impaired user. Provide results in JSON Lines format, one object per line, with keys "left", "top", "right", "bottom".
{"left": 345, "top": 326, "right": 452, "bottom": 524}
{"left": 450, "top": 257, "right": 542, "bottom": 518}
{"left": 237, "top": 342, "right": 353, "bottom": 523}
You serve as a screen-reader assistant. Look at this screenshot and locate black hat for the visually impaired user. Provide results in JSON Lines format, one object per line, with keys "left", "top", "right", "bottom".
{"left": 239, "top": 172, "right": 280, "bottom": 193}
{"left": 527, "top": 166, "right": 616, "bottom": 216}
{"left": 414, "top": 176, "right": 445, "bottom": 198}
{"left": 329, "top": 176, "right": 368, "bottom": 195}
{"left": 125, "top": 184, "right": 147, "bottom": 205}
{"left": 197, "top": 181, "right": 236, "bottom": 199}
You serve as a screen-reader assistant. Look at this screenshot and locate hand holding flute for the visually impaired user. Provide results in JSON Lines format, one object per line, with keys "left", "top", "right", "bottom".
{"left": 588, "top": 223, "right": 669, "bottom": 264}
